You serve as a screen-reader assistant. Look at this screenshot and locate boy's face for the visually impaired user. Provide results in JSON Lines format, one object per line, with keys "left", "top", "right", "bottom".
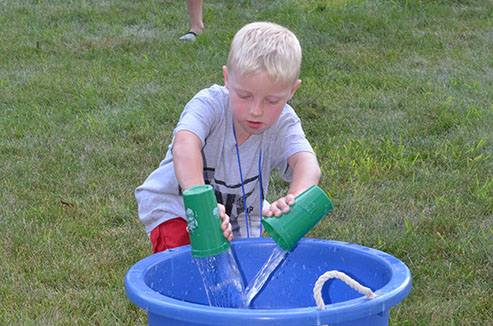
{"left": 223, "top": 66, "right": 301, "bottom": 144}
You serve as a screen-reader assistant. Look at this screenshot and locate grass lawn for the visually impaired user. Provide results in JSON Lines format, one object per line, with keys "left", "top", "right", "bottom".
{"left": 1, "top": 0, "right": 491, "bottom": 324}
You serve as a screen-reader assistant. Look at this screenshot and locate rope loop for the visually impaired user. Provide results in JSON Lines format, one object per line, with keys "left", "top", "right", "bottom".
{"left": 313, "top": 270, "right": 376, "bottom": 310}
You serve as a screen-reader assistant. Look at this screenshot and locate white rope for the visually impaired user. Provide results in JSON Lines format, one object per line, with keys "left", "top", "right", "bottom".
{"left": 313, "top": 270, "right": 376, "bottom": 310}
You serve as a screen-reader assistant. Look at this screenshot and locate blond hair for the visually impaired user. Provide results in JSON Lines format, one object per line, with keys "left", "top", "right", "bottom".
{"left": 227, "top": 22, "right": 302, "bottom": 86}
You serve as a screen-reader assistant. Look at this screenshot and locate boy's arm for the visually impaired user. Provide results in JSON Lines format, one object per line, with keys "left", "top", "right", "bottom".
{"left": 172, "top": 130, "right": 233, "bottom": 241}
{"left": 264, "top": 151, "right": 321, "bottom": 217}
{"left": 172, "top": 130, "right": 205, "bottom": 190}
{"left": 286, "top": 151, "right": 321, "bottom": 197}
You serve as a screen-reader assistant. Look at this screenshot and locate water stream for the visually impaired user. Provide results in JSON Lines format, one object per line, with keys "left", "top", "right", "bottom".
{"left": 194, "top": 245, "right": 289, "bottom": 309}
{"left": 241, "top": 245, "right": 289, "bottom": 308}
{"left": 193, "top": 248, "right": 244, "bottom": 308}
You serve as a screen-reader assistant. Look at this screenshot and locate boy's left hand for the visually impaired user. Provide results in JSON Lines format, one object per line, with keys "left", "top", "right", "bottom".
{"left": 262, "top": 194, "right": 296, "bottom": 217}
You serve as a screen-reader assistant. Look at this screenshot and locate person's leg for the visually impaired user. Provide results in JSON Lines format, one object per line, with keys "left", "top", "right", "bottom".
{"left": 180, "top": 0, "right": 204, "bottom": 41}
{"left": 150, "top": 218, "right": 190, "bottom": 253}
{"left": 186, "top": 0, "right": 204, "bottom": 34}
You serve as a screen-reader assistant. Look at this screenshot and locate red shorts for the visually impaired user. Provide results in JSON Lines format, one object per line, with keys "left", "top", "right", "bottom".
{"left": 150, "top": 218, "right": 190, "bottom": 253}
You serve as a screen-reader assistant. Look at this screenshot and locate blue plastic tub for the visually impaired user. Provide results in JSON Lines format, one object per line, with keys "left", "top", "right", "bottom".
{"left": 125, "top": 238, "right": 411, "bottom": 326}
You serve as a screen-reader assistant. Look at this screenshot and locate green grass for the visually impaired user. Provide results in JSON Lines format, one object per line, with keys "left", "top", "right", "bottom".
{"left": 1, "top": 0, "right": 491, "bottom": 324}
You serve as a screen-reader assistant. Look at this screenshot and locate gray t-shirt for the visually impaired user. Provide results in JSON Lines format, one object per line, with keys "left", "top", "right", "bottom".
{"left": 135, "top": 84, "right": 315, "bottom": 237}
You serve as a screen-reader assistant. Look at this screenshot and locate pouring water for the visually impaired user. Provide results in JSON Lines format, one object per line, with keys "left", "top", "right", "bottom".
{"left": 242, "top": 245, "right": 288, "bottom": 308}
{"left": 194, "top": 248, "right": 244, "bottom": 308}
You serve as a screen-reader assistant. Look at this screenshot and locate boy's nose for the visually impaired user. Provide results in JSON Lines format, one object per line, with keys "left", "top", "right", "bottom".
{"left": 250, "top": 101, "right": 263, "bottom": 116}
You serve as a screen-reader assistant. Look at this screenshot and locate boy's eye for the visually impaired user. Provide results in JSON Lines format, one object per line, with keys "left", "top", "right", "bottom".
{"left": 238, "top": 93, "right": 252, "bottom": 100}
{"left": 266, "top": 99, "right": 280, "bottom": 105}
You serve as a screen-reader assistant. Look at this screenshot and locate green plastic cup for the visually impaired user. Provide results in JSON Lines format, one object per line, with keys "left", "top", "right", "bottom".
{"left": 261, "top": 185, "right": 333, "bottom": 251}
{"left": 182, "top": 185, "right": 230, "bottom": 257}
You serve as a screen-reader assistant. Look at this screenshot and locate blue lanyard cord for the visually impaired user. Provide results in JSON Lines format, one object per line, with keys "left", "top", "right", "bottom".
{"left": 258, "top": 148, "right": 263, "bottom": 236}
{"left": 232, "top": 121, "right": 263, "bottom": 238}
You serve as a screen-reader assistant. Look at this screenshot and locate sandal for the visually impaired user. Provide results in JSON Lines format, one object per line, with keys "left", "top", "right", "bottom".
{"left": 179, "top": 31, "right": 197, "bottom": 41}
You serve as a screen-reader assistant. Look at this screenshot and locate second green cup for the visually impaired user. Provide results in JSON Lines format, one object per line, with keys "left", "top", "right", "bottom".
{"left": 261, "top": 185, "right": 333, "bottom": 251}
{"left": 182, "top": 185, "right": 230, "bottom": 257}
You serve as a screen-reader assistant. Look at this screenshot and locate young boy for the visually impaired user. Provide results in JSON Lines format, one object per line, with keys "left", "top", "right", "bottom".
{"left": 135, "top": 22, "right": 321, "bottom": 253}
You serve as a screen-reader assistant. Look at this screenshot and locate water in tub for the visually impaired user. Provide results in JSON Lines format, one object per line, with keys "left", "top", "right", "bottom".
{"left": 193, "top": 248, "right": 244, "bottom": 308}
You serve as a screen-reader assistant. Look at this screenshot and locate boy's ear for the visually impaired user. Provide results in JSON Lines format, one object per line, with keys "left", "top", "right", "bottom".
{"left": 288, "top": 79, "right": 302, "bottom": 100}
{"left": 222, "top": 66, "right": 229, "bottom": 89}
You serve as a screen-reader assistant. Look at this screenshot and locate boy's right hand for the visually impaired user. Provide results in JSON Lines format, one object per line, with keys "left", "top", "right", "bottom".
{"left": 218, "top": 203, "right": 233, "bottom": 241}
